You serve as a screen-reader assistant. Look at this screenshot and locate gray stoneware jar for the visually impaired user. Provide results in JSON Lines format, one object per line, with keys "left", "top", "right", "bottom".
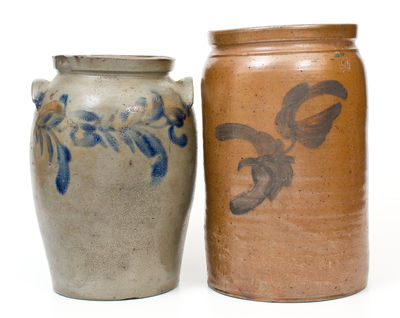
{"left": 30, "top": 55, "right": 196, "bottom": 300}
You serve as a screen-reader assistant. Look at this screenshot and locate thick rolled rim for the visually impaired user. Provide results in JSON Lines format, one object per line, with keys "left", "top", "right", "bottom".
{"left": 53, "top": 55, "right": 174, "bottom": 73}
{"left": 210, "top": 24, "right": 357, "bottom": 46}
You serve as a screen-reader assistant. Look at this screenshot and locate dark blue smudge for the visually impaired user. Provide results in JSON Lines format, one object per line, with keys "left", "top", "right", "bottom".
{"left": 59, "top": 94, "right": 68, "bottom": 107}
{"left": 33, "top": 91, "right": 47, "bottom": 110}
{"left": 55, "top": 144, "right": 71, "bottom": 195}
{"left": 170, "top": 108, "right": 186, "bottom": 128}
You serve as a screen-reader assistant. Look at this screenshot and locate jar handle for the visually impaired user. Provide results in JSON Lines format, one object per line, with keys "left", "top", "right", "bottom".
{"left": 31, "top": 79, "right": 50, "bottom": 110}
{"left": 175, "top": 77, "right": 193, "bottom": 109}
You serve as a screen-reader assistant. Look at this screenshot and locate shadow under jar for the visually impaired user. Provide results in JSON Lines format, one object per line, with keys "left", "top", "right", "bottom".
{"left": 30, "top": 55, "right": 196, "bottom": 300}
{"left": 202, "top": 25, "right": 368, "bottom": 302}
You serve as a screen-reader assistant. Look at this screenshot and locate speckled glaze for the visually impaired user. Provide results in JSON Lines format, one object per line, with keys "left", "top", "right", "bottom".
{"left": 30, "top": 55, "right": 196, "bottom": 300}
{"left": 202, "top": 25, "right": 368, "bottom": 302}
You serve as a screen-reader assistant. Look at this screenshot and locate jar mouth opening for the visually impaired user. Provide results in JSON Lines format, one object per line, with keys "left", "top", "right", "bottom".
{"left": 210, "top": 24, "right": 357, "bottom": 46}
{"left": 53, "top": 55, "right": 174, "bottom": 74}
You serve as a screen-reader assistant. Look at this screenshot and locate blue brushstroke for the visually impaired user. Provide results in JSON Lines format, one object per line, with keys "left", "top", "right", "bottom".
{"left": 131, "top": 128, "right": 168, "bottom": 185}
{"left": 170, "top": 107, "right": 186, "bottom": 128}
{"left": 103, "top": 130, "right": 119, "bottom": 152}
{"left": 151, "top": 92, "right": 164, "bottom": 121}
{"left": 120, "top": 109, "right": 130, "bottom": 123}
{"left": 41, "top": 113, "right": 53, "bottom": 125}
{"left": 33, "top": 91, "right": 47, "bottom": 110}
{"left": 150, "top": 151, "right": 168, "bottom": 185}
{"left": 59, "top": 94, "right": 68, "bottom": 106}
{"left": 74, "top": 110, "right": 101, "bottom": 122}
{"left": 119, "top": 128, "right": 135, "bottom": 152}
{"left": 70, "top": 123, "right": 106, "bottom": 148}
{"left": 168, "top": 126, "right": 187, "bottom": 147}
{"left": 47, "top": 116, "right": 64, "bottom": 128}
{"left": 83, "top": 131, "right": 106, "bottom": 147}
{"left": 55, "top": 144, "right": 71, "bottom": 195}
{"left": 80, "top": 123, "right": 96, "bottom": 131}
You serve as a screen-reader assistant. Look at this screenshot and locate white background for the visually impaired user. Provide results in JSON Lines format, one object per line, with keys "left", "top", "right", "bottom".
{"left": 1, "top": 0, "right": 399, "bottom": 317}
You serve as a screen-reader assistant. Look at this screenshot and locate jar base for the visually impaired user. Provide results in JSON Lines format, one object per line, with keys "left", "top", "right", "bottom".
{"left": 53, "top": 280, "right": 178, "bottom": 301}
{"left": 208, "top": 283, "right": 367, "bottom": 303}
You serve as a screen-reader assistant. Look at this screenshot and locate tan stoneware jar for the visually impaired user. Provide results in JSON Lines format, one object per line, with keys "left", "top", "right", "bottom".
{"left": 202, "top": 25, "right": 368, "bottom": 302}
{"left": 30, "top": 55, "right": 196, "bottom": 300}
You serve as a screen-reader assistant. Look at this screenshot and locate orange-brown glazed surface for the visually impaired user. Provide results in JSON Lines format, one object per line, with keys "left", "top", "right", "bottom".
{"left": 202, "top": 24, "right": 368, "bottom": 302}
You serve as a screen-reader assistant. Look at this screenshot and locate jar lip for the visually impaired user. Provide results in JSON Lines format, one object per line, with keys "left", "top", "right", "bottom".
{"left": 210, "top": 24, "right": 357, "bottom": 46}
{"left": 53, "top": 55, "right": 174, "bottom": 74}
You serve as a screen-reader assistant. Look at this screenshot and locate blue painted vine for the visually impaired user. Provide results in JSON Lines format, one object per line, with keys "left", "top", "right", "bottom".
{"left": 33, "top": 91, "right": 190, "bottom": 195}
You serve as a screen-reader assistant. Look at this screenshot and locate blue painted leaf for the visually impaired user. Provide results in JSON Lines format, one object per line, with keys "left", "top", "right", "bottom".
{"left": 275, "top": 80, "right": 347, "bottom": 148}
{"left": 33, "top": 91, "right": 47, "bottom": 110}
{"left": 69, "top": 125, "right": 78, "bottom": 141}
{"left": 132, "top": 128, "right": 168, "bottom": 185}
{"left": 39, "top": 112, "right": 53, "bottom": 126}
{"left": 150, "top": 151, "right": 168, "bottom": 186}
{"left": 132, "top": 130, "right": 156, "bottom": 157}
{"left": 43, "top": 131, "right": 54, "bottom": 162}
{"left": 38, "top": 129, "right": 44, "bottom": 155}
{"left": 103, "top": 131, "right": 119, "bottom": 152}
{"left": 151, "top": 92, "right": 164, "bottom": 121}
{"left": 70, "top": 126, "right": 106, "bottom": 148}
{"left": 74, "top": 110, "right": 101, "bottom": 122}
{"left": 47, "top": 114, "right": 65, "bottom": 128}
{"left": 80, "top": 123, "right": 96, "bottom": 131}
{"left": 59, "top": 94, "right": 68, "bottom": 107}
{"left": 84, "top": 132, "right": 106, "bottom": 147}
{"left": 168, "top": 126, "right": 187, "bottom": 147}
{"left": 55, "top": 144, "right": 71, "bottom": 195}
{"left": 119, "top": 128, "right": 135, "bottom": 153}
{"left": 120, "top": 109, "right": 130, "bottom": 123}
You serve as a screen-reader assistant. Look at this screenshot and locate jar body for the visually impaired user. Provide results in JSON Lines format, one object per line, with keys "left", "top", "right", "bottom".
{"left": 202, "top": 29, "right": 368, "bottom": 302}
{"left": 31, "top": 59, "right": 196, "bottom": 300}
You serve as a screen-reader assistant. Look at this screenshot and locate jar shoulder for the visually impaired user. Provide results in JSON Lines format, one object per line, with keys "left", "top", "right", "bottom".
{"left": 43, "top": 73, "right": 184, "bottom": 110}
{"left": 203, "top": 50, "right": 365, "bottom": 79}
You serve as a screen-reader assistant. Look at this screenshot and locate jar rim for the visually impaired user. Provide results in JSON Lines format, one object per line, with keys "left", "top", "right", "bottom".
{"left": 210, "top": 24, "right": 357, "bottom": 46}
{"left": 53, "top": 55, "right": 174, "bottom": 74}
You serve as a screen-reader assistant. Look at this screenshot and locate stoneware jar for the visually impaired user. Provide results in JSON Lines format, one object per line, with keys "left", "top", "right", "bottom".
{"left": 30, "top": 55, "right": 196, "bottom": 300}
{"left": 202, "top": 25, "right": 368, "bottom": 302}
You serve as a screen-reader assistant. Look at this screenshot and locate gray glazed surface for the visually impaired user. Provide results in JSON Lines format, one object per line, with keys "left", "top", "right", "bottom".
{"left": 30, "top": 55, "right": 196, "bottom": 300}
